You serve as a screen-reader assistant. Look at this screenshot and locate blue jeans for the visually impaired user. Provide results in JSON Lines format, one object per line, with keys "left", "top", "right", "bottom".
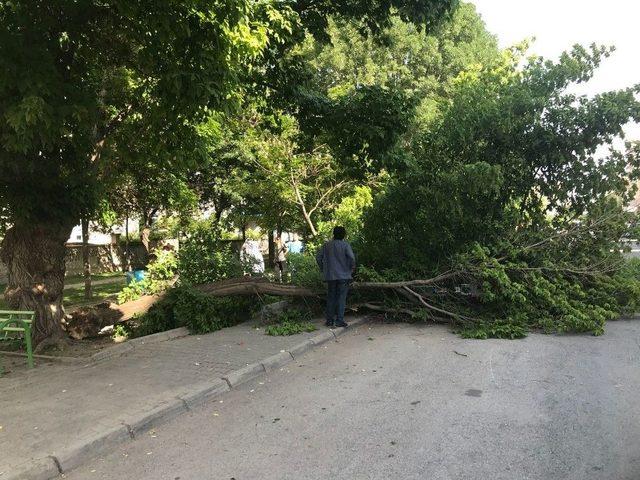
{"left": 326, "top": 280, "right": 350, "bottom": 324}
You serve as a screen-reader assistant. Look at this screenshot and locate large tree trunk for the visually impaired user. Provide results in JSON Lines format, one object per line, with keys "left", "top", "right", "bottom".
{"left": 0, "top": 222, "right": 73, "bottom": 348}
{"left": 81, "top": 217, "right": 92, "bottom": 299}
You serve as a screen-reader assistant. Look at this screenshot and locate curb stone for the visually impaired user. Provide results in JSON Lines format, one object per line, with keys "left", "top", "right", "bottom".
{"left": 309, "top": 330, "right": 336, "bottom": 346}
{"left": 55, "top": 424, "right": 131, "bottom": 473}
{"left": 177, "top": 379, "right": 230, "bottom": 409}
{"left": 12, "top": 317, "right": 368, "bottom": 480}
{"left": 222, "top": 362, "right": 265, "bottom": 388}
{"left": 3, "top": 457, "right": 60, "bottom": 480}
{"left": 132, "top": 327, "right": 190, "bottom": 345}
{"left": 124, "top": 398, "right": 188, "bottom": 437}
{"left": 262, "top": 351, "right": 294, "bottom": 372}
{"left": 287, "top": 339, "right": 314, "bottom": 359}
{"left": 348, "top": 317, "right": 368, "bottom": 328}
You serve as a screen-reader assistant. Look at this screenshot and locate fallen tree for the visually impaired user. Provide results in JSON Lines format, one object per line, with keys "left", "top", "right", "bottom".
{"left": 194, "top": 274, "right": 469, "bottom": 323}
{"left": 187, "top": 210, "right": 640, "bottom": 338}
{"left": 63, "top": 206, "right": 640, "bottom": 342}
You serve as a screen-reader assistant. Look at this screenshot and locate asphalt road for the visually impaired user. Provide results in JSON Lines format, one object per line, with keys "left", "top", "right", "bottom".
{"left": 66, "top": 319, "right": 640, "bottom": 480}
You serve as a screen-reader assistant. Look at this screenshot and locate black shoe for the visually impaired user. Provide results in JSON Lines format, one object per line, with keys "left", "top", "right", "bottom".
{"left": 334, "top": 321, "right": 348, "bottom": 328}
{"left": 325, "top": 321, "right": 334, "bottom": 327}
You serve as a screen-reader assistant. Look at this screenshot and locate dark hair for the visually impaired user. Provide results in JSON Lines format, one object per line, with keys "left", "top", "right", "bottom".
{"left": 333, "top": 226, "right": 346, "bottom": 240}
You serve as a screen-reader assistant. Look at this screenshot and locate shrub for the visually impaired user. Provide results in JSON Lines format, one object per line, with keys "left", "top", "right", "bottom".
{"left": 264, "top": 308, "right": 317, "bottom": 336}
{"left": 147, "top": 248, "right": 178, "bottom": 281}
{"left": 175, "top": 288, "right": 256, "bottom": 334}
{"left": 287, "top": 253, "right": 323, "bottom": 289}
{"left": 118, "top": 280, "right": 147, "bottom": 304}
{"left": 178, "top": 223, "right": 243, "bottom": 285}
{"left": 117, "top": 248, "right": 177, "bottom": 304}
{"left": 135, "top": 286, "right": 258, "bottom": 336}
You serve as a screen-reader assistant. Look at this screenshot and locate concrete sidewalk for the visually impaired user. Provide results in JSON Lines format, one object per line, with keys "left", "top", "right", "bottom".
{"left": 0, "top": 317, "right": 367, "bottom": 479}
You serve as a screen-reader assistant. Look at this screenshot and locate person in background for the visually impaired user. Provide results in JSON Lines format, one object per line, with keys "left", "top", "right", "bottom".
{"left": 275, "top": 236, "right": 288, "bottom": 281}
{"left": 316, "top": 226, "right": 355, "bottom": 328}
{"left": 286, "top": 233, "right": 304, "bottom": 254}
{"left": 241, "top": 239, "right": 265, "bottom": 275}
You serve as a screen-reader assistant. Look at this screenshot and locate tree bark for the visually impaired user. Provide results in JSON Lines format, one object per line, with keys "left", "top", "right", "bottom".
{"left": 196, "top": 277, "right": 318, "bottom": 297}
{"left": 268, "top": 230, "right": 275, "bottom": 267}
{"left": 123, "top": 213, "right": 130, "bottom": 272}
{"left": 0, "top": 222, "right": 73, "bottom": 348}
{"left": 140, "top": 224, "right": 151, "bottom": 256}
{"left": 292, "top": 180, "right": 318, "bottom": 236}
{"left": 140, "top": 208, "right": 158, "bottom": 256}
{"left": 81, "top": 217, "right": 92, "bottom": 299}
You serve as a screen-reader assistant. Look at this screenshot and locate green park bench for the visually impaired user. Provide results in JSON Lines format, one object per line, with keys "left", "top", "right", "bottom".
{"left": 0, "top": 310, "right": 35, "bottom": 374}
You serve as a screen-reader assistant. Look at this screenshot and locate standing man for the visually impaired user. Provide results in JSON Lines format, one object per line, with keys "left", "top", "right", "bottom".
{"left": 316, "top": 226, "right": 355, "bottom": 328}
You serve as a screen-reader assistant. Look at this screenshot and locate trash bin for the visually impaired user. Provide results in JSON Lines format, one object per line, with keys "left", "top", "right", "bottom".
{"left": 125, "top": 270, "right": 146, "bottom": 285}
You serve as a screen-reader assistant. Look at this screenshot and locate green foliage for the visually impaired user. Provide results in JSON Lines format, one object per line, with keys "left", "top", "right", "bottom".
{"left": 313, "top": 86, "right": 417, "bottom": 176}
{"left": 613, "top": 258, "right": 640, "bottom": 315}
{"left": 354, "top": 42, "right": 640, "bottom": 337}
{"left": 135, "top": 286, "right": 257, "bottom": 336}
{"left": 447, "top": 225, "right": 640, "bottom": 337}
{"left": 272, "top": 308, "right": 313, "bottom": 324}
{"left": 287, "top": 253, "right": 324, "bottom": 289}
{"left": 177, "top": 222, "right": 243, "bottom": 286}
{"left": 361, "top": 44, "right": 640, "bottom": 272}
{"left": 459, "top": 321, "right": 528, "bottom": 340}
{"left": 292, "top": 0, "right": 458, "bottom": 42}
{"left": 0, "top": 0, "right": 289, "bottom": 229}
{"left": 265, "top": 320, "right": 317, "bottom": 336}
{"left": 148, "top": 249, "right": 178, "bottom": 282}
{"left": 315, "top": 186, "right": 374, "bottom": 247}
{"left": 174, "top": 289, "right": 256, "bottom": 335}
{"left": 117, "top": 280, "right": 148, "bottom": 304}
{"left": 302, "top": 4, "right": 494, "bottom": 97}
{"left": 264, "top": 308, "right": 317, "bottom": 336}
{"left": 111, "top": 324, "right": 132, "bottom": 342}
{"left": 117, "top": 248, "right": 177, "bottom": 303}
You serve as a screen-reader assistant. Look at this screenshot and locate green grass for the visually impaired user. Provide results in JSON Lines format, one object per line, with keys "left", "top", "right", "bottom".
{"left": 0, "top": 277, "right": 126, "bottom": 311}
{"left": 63, "top": 281, "right": 126, "bottom": 309}
{"left": 0, "top": 272, "right": 122, "bottom": 295}
{"left": 64, "top": 271, "right": 123, "bottom": 285}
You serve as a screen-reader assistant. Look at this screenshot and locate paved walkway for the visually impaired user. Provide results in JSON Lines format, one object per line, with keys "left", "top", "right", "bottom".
{"left": 0, "top": 318, "right": 360, "bottom": 476}
{"left": 62, "top": 319, "right": 640, "bottom": 480}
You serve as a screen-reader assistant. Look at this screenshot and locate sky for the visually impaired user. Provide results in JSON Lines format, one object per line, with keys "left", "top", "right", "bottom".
{"left": 472, "top": 0, "right": 640, "bottom": 141}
